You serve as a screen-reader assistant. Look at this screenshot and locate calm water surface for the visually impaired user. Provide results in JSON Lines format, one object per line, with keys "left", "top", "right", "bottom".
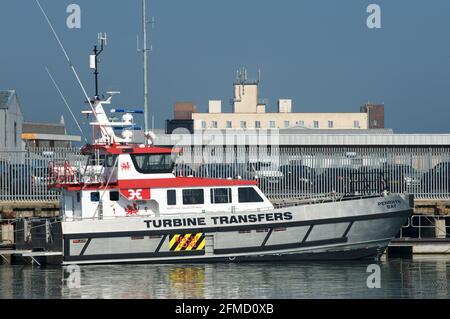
{"left": 0, "top": 256, "right": 449, "bottom": 299}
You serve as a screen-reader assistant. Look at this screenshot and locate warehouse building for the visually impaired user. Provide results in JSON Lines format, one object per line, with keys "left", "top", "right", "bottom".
{"left": 0, "top": 90, "right": 24, "bottom": 151}
{"left": 22, "top": 117, "right": 81, "bottom": 148}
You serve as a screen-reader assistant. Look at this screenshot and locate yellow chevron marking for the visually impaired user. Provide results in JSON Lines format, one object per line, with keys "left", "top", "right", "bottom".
{"left": 169, "top": 234, "right": 181, "bottom": 249}
{"left": 186, "top": 233, "right": 202, "bottom": 251}
{"left": 175, "top": 234, "right": 191, "bottom": 251}
{"left": 197, "top": 238, "right": 206, "bottom": 250}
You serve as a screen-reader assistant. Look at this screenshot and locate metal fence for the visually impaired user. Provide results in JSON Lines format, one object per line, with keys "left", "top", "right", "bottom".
{"left": 177, "top": 146, "right": 450, "bottom": 201}
{"left": 399, "top": 215, "right": 450, "bottom": 239}
{"left": 0, "top": 148, "right": 85, "bottom": 202}
{"left": 1, "top": 146, "right": 450, "bottom": 202}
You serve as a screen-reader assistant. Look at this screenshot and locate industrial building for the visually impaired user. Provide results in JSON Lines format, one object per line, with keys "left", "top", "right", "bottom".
{"left": 0, "top": 90, "right": 81, "bottom": 150}
{"left": 167, "top": 71, "right": 385, "bottom": 132}
{"left": 166, "top": 102, "right": 196, "bottom": 134}
{"left": 0, "top": 90, "right": 24, "bottom": 151}
{"left": 22, "top": 117, "right": 81, "bottom": 148}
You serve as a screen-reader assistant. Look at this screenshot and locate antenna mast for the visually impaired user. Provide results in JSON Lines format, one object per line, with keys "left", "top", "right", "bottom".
{"left": 90, "top": 33, "right": 107, "bottom": 99}
{"left": 142, "top": 0, "right": 150, "bottom": 132}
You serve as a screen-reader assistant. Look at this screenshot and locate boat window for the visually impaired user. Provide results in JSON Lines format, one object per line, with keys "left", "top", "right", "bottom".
{"left": 76, "top": 192, "right": 81, "bottom": 203}
{"left": 110, "top": 191, "right": 120, "bottom": 202}
{"left": 183, "top": 189, "right": 204, "bottom": 205}
{"left": 238, "top": 187, "right": 264, "bottom": 203}
{"left": 90, "top": 192, "right": 100, "bottom": 202}
{"left": 105, "top": 155, "right": 118, "bottom": 168}
{"left": 88, "top": 154, "right": 106, "bottom": 166}
{"left": 211, "top": 188, "right": 232, "bottom": 204}
{"left": 167, "top": 190, "right": 177, "bottom": 206}
{"left": 131, "top": 154, "right": 175, "bottom": 174}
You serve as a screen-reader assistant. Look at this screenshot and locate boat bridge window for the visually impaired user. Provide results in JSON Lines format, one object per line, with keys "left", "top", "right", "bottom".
{"left": 90, "top": 192, "right": 100, "bottom": 202}
{"left": 211, "top": 188, "right": 232, "bottom": 204}
{"left": 167, "top": 190, "right": 177, "bottom": 206}
{"left": 183, "top": 189, "right": 204, "bottom": 205}
{"left": 87, "top": 154, "right": 106, "bottom": 166}
{"left": 105, "top": 155, "right": 118, "bottom": 168}
{"left": 131, "top": 154, "right": 175, "bottom": 174}
{"left": 110, "top": 191, "right": 120, "bottom": 202}
{"left": 238, "top": 187, "right": 264, "bottom": 203}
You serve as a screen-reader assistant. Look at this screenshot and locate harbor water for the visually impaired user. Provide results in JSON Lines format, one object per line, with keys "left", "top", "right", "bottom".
{"left": 0, "top": 256, "right": 449, "bottom": 299}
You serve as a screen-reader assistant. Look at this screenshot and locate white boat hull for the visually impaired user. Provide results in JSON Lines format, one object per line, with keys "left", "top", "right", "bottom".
{"left": 61, "top": 194, "right": 412, "bottom": 265}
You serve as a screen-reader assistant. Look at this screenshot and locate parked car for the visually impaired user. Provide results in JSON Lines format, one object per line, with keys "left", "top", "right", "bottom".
{"left": 354, "top": 167, "right": 387, "bottom": 194}
{"left": 280, "top": 164, "right": 316, "bottom": 191}
{"left": 233, "top": 163, "right": 258, "bottom": 181}
{"left": 316, "top": 167, "right": 357, "bottom": 195}
{"left": 247, "top": 161, "right": 284, "bottom": 189}
{"left": 381, "top": 164, "right": 421, "bottom": 192}
{"left": 32, "top": 166, "right": 53, "bottom": 190}
{"left": 4, "top": 164, "right": 33, "bottom": 194}
{"left": 198, "top": 163, "right": 235, "bottom": 179}
{"left": 421, "top": 162, "right": 450, "bottom": 193}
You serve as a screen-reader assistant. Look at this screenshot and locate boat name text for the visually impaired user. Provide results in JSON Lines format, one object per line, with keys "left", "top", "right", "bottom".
{"left": 144, "top": 212, "right": 293, "bottom": 229}
{"left": 378, "top": 200, "right": 402, "bottom": 209}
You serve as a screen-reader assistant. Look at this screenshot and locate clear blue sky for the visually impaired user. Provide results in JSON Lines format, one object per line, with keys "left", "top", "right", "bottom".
{"left": 1, "top": 0, "right": 450, "bottom": 134}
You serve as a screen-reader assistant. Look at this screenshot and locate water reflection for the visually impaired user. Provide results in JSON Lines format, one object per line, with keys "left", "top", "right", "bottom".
{"left": 1, "top": 256, "right": 449, "bottom": 299}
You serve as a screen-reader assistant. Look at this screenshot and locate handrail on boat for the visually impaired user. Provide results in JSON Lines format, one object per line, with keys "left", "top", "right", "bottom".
{"left": 271, "top": 193, "right": 387, "bottom": 209}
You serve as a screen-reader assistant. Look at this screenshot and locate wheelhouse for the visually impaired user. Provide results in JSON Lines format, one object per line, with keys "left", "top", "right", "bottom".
{"left": 57, "top": 144, "right": 273, "bottom": 221}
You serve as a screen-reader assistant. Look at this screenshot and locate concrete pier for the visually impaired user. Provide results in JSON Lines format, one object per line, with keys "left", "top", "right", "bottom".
{"left": 1, "top": 224, "right": 14, "bottom": 246}
{"left": 388, "top": 239, "right": 450, "bottom": 256}
{"left": 435, "top": 218, "right": 447, "bottom": 239}
{"left": 1, "top": 201, "right": 60, "bottom": 264}
{"left": 414, "top": 200, "right": 450, "bottom": 216}
{"left": 0, "top": 201, "right": 59, "bottom": 220}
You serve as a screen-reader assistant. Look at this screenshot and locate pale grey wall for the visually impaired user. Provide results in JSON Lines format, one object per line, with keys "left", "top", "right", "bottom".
{"left": 0, "top": 92, "right": 24, "bottom": 151}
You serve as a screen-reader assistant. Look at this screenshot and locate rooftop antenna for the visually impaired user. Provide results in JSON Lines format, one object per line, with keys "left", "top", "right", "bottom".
{"left": 34, "top": 0, "right": 109, "bottom": 139}
{"left": 236, "top": 67, "right": 249, "bottom": 84}
{"left": 90, "top": 33, "right": 108, "bottom": 99}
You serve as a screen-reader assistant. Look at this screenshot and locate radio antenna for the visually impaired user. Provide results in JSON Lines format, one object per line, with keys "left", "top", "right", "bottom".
{"left": 34, "top": 0, "right": 108, "bottom": 138}
{"left": 45, "top": 67, "right": 87, "bottom": 143}
{"left": 142, "top": 0, "right": 150, "bottom": 132}
{"left": 90, "top": 33, "right": 107, "bottom": 98}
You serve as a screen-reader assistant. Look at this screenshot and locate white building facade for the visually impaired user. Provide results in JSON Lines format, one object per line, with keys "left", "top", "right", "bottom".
{"left": 192, "top": 75, "right": 370, "bottom": 131}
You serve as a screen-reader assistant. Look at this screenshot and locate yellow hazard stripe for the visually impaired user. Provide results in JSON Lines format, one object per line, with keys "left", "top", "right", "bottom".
{"left": 169, "top": 234, "right": 181, "bottom": 249}
{"left": 169, "top": 233, "right": 206, "bottom": 251}
{"left": 197, "top": 238, "right": 206, "bottom": 250}
{"left": 186, "top": 233, "right": 202, "bottom": 251}
{"left": 175, "top": 234, "right": 191, "bottom": 251}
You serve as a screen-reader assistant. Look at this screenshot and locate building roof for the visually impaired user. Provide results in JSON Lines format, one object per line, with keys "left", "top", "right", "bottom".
{"left": 22, "top": 121, "right": 81, "bottom": 143}
{"left": 154, "top": 130, "right": 450, "bottom": 147}
{"left": 0, "top": 90, "right": 15, "bottom": 109}
{"left": 23, "top": 122, "right": 66, "bottom": 135}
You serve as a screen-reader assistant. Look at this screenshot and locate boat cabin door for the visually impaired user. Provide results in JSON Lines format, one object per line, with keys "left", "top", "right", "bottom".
{"left": 104, "top": 155, "right": 119, "bottom": 184}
